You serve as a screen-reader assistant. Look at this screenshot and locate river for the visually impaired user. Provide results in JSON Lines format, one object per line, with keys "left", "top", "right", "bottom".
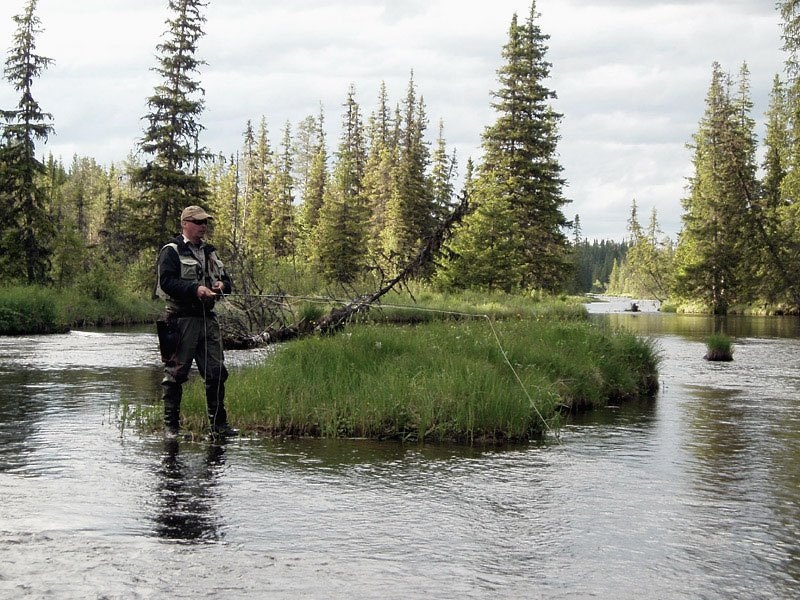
{"left": 1, "top": 299, "right": 798, "bottom": 599}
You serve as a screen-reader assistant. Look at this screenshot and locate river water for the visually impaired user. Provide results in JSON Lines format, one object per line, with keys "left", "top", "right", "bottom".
{"left": 1, "top": 299, "right": 798, "bottom": 599}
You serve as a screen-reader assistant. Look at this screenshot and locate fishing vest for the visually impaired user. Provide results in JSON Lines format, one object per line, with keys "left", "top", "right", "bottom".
{"left": 156, "top": 241, "right": 227, "bottom": 306}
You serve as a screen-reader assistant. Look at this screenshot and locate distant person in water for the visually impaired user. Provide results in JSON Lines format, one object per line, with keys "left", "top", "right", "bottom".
{"left": 155, "top": 205, "right": 237, "bottom": 438}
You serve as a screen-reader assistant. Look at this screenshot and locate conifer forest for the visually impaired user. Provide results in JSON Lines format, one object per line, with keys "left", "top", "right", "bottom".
{"left": 2, "top": 0, "right": 800, "bottom": 315}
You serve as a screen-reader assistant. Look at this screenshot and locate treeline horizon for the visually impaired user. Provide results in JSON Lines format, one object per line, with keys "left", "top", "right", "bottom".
{"left": 7, "top": 1, "right": 800, "bottom": 313}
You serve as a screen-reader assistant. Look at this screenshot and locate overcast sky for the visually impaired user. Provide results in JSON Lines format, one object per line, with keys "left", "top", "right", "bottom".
{"left": 0, "top": 0, "right": 786, "bottom": 240}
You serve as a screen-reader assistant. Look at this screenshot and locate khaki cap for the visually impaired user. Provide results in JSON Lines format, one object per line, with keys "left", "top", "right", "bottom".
{"left": 180, "top": 205, "right": 214, "bottom": 221}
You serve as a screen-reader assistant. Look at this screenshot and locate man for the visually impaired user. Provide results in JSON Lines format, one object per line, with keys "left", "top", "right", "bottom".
{"left": 156, "top": 205, "right": 237, "bottom": 438}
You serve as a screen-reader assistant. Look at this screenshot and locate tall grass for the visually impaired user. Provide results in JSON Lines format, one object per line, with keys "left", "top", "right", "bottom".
{"left": 0, "top": 284, "right": 160, "bottom": 335}
{"left": 178, "top": 318, "right": 660, "bottom": 443}
{"left": 0, "top": 286, "right": 63, "bottom": 334}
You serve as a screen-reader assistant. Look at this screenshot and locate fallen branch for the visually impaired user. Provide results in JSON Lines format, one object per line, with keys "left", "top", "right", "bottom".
{"left": 221, "top": 189, "right": 472, "bottom": 348}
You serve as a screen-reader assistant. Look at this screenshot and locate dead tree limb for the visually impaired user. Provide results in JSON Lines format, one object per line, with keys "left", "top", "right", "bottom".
{"left": 222, "top": 189, "right": 472, "bottom": 348}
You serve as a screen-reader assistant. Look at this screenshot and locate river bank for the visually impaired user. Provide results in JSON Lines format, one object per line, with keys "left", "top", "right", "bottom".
{"left": 0, "top": 284, "right": 159, "bottom": 335}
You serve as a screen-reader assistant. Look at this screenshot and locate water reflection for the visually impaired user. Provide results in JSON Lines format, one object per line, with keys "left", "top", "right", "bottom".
{"left": 589, "top": 304, "right": 800, "bottom": 341}
{"left": 0, "top": 370, "right": 47, "bottom": 473}
{"left": 683, "top": 385, "right": 753, "bottom": 488}
{"left": 152, "top": 440, "right": 226, "bottom": 543}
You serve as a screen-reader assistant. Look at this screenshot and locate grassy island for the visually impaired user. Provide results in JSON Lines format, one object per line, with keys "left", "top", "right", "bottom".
{"left": 168, "top": 294, "right": 660, "bottom": 444}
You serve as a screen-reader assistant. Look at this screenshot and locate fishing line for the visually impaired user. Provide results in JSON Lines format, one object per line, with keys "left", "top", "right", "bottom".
{"left": 219, "top": 292, "right": 560, "bottom": 440}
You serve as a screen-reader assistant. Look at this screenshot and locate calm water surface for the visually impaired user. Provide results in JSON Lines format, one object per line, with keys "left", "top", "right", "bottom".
{"left": 1, "top": 301, "right": 799, "bottom": 599}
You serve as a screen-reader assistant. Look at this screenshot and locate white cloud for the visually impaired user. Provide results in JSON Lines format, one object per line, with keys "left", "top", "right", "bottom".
{"left": 0, "top": 0, "right": 787, "bottom": 241}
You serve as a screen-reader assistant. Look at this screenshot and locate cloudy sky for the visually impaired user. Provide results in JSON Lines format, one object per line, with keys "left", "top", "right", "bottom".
{"left": 0, "top": 0, "right": 787, "bottom": 240}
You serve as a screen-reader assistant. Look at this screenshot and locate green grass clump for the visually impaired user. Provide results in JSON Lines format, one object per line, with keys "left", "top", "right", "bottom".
{"left": 179, "top": 318, "right": 660, "bottom": 444}
{"left": 704, "top": 334, "right": 734, "bottom": 361}
{"left": 55, "top": 286, "right": 159, "bottom": 328}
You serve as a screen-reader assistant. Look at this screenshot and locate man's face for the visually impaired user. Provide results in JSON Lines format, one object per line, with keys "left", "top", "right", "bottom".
{"left": 182, "top": 218, "right": 208, "bottom": 244}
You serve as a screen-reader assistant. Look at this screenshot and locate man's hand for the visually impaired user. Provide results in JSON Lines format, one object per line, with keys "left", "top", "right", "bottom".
{"left": 196, "top": 285, "right": 219, "bottom": 299}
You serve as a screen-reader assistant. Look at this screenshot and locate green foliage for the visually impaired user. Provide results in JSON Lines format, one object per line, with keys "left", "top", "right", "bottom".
{"left": 75, "top": 261, "right": 122, "bottom": 302}
{"left": 0, "top": 285, "right": 60, "bottom": 334}
{"left": 131, "top": 0, "right": 210, "bottom": 251}
{"left": 569, "top": 238, "right": 629, "bottom": 293}
{"left": 608, "top": 201, "right": 674, "bottom": 300}
{"left": 123, "top": 247, "right": 158, "bottom": 297}
{"left": 371, "top": 285, "right": 588, "bottom": 323}
{"left": 381, "top": 74, "right": 435, "bottom": 272}
{"left": 675, "top": 62, "right": 760, "bottom": 314}
{"left": 0, "top": 280, "right": 159, "bottom": 334}
{"left": 314, "top": 86, "right": 369, "bottom": 283}
{"left": 298, "top": 301, "right": 325, "bottom": 324}
{"left": 436, "top": 180, "right": 524, "bottom": 292}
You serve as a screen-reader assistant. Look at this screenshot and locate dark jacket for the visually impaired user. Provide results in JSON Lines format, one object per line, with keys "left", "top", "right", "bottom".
{"left": 156, "top": 235, "right": 233, "bottom": 317}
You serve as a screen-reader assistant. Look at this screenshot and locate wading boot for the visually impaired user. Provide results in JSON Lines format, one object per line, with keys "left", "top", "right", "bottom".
{"left": 206, "top": 380, "right": 238, "bottom": 437}
{"left": 162, "top": 382, "right": 182, "bottom": 438}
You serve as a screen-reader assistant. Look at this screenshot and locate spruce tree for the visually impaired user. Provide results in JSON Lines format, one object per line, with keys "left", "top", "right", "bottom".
{"left": 773, "top": 1, "right": 800, "bottom": 307}
{"left": 268, "top": 123, "right": 296, "bottom": 259}
{"left": 448, "top": 2, "right": 570, "bottom": 291}
{"left": 675, "top": 63, "right": 757, "bottom": 314}
{"left": 297, "top": 109, "right": 328, "bottom": 257}
{"left": 382, "top": 74, "right": 434, "bottom": 272}
{"left": 430, "top": 119, "right": 457, "bottom": 224}
{"left": 133, "top": 0, "right": 209, "bottom": 250}
{"left": 0, "top": 0, "right": 54, "bottom": 283}
{"left": 763, "top": 76, "right": 789, "bottom": 211}
{"left": 315, "top": 85, "right": 368, "bottom": 283}
{"left": 362, "top": 82, "right": 397, "bottom": 263}
{"left": 624, "top": 200, "right": 673, "bottom": 301}
{"left": 437, "top": 177, "right": 523, "bottom": 292}
{"left": 244, "top": 117, "right": 274, "bottom": 262}
{"left": 205, "top": 153, "right": 239, "bottom": 258}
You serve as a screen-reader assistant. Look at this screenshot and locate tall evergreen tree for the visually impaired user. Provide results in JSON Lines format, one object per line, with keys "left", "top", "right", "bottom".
{"left": 205, "top": 152, "right": 239, "bottom": 258}
{"left": 772, "top": 1, "right": 800, "bottom": 307}
{"left": 382, "top": 74, "right": 434, "bottom": 271}
{"left": 268, "top": 123, "right": 296, "bottom": 259}
{"left": 0, "top": 0, "right": 54, "bottom": 283}
{"left": 430, "top": 118, "right": 458, "bottom": 223}
{"left": 362, "top": 82, "right": 397, "bottom": 262}
{"left": 298, "top": 112, "right": 328, "bottom": 256}
{"left": 448, "top": 2, "right": 570, "bottom": 291}
{"left": 244, "top": 117, "right": 274, "bottom": 262}
{"left": 133, "top": 0, "right": 209, "bottom": 249}
{"left": 315, "top": 85, "right": 368, "bottom": 283}
{"left": 675, "top": 63, "right": 758, "bottom": 314}
{"left": 624, "top": 200, "right": 673, "bottom": 301}
{"left": 763, "top": 75, "right": 789, "bottom": 211}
